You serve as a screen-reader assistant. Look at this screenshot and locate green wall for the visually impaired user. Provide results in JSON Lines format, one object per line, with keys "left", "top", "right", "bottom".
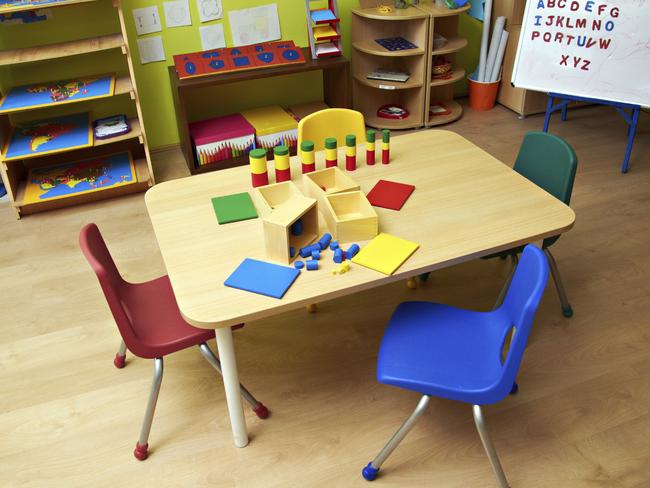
{"left": 0, "top": 0, "right": 481, "bottom": 149}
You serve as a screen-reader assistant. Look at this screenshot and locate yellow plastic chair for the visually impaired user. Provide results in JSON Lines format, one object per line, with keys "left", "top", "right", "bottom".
{"left": 298, "top": 108, "right": 366, "bottom": 151}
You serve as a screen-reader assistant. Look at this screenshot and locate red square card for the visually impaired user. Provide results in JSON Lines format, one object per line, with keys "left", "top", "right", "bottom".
{"left": 366, "top": 179, "right": 415, "bottom": 211}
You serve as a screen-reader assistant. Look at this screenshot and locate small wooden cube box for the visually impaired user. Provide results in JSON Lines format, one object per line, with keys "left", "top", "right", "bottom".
{"left": 302, "top": 167, "right": 360, "bottom": 209}
{"left": 252, "top": 181, "right": 319, "bottom": 264}
{"left": 322, "top": 191, "right": 378, "bottom": 244}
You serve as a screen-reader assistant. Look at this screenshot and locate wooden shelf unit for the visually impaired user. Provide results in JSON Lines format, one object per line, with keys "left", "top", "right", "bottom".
{"left": 351, "top": 3, "right": 429, "bottom": 130}
{"left": 0, "top": 1, "right": 153, "bottom": 219}
{"left": 0, "top": 0, "right": 97, "bottom": 15}
{"left": 352, "top": 0, "right": 470, "bottom": 130}
{"left": 169, "top": 47, "right": 351, "bottom": 175}
{"left": 418, "top": 1, "right": 470, "bottom": 127}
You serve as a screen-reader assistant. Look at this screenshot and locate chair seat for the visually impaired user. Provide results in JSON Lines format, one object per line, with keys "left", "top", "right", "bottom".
{"left": 121, "top": 276, "right": 215, "bottom": 358}
{"left": 377, "top": 302, "right": 512, "bottom": 405}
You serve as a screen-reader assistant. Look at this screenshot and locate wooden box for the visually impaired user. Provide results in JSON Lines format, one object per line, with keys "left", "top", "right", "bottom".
{"left": 258, "top": 193, "right": 319, "bottom": 264}
{"left": 302, "top": 166, "right": 360, "bottom": 209}
{"left": 251, "top": 180, "right": 304, "bottom": 217}
{"left": 322, "top": 191, "right": 378, "bottom": 243}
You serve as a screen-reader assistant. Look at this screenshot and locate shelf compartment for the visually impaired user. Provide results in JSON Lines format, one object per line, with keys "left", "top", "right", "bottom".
{"left": 0, "top": 75, "right": 134, "bottom": 115}
{"left": 353, "top": 40, "right": 425, "bottom": 57}
{"left": 354, "top": 78, "right": 425, "bottom": 130}
{"left": 432, "top": 37, "right": 468, "bottom": 56}
{"left": 0, "top": 0, "right": 97, "bottom": 14}
{"left": 1, "top": 117, "right": 143, "bottom": 164}
{"left": 353, "top": 75, "right": 423, "bottom": 90}
{"left": 12, "top": 157, "right": 151, "bottom": 216}
{"left": 430, "top": 67, "right": 465, "bottom": 86}
{"left": 426, "top": 99, "right": 463, "bottom": 126}
{"left": 0, "top": 34, "right": 125, "bottom": 67}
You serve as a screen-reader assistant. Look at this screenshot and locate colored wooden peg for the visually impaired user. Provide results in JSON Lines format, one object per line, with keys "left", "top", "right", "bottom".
{"left": 345, "top": 134, "right": 357, "bottom": 171}
{"left": 301, "top": 140, "right": 316, "bottom": 173}
{"left": 366, "top": 129, "right": 376, "bottom": 166}
{"left": 382, "top": 129, "right": 390, "bottom": 165}
{"left": 325, "top": 137, "right": 338, "bottom": 168}
{"left": 274, "top": 145, "right": 291, "bottom": 182}
{"left": 249, "top": 148, "right": 269, "bottom": 187}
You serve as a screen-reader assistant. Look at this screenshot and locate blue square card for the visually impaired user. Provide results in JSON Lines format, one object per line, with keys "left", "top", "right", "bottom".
{"left": 224, "top": 258, "right": 300, "bottom": 299}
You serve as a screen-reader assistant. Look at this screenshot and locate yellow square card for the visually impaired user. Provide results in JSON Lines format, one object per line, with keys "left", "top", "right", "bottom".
{"left": 352, "top": 233, "right": 419, "bottom": 275}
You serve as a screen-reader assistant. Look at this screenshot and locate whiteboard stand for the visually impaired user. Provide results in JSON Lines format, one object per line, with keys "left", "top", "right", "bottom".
{"left": 543, "top": 93, "right": 641, "bottom": 174}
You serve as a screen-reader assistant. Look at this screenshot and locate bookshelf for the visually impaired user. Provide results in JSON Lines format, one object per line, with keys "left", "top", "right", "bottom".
{"left": 305, "top": 0, "right": 343, "bottom": 59}
{"left": 352, "top": 0, "right": 470, "bottom": 130}
{"left": 0, "top": 0, "right": 153, "bottom": 219}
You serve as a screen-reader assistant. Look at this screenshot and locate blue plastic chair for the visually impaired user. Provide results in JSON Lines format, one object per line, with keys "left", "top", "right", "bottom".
{"left": 362, "top": 245, "right": 549, "bottom": 487}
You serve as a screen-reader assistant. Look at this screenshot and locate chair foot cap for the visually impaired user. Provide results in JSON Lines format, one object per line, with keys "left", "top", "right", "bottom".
{"left": 133, "top": 442, "right": 149, "bottom": 461}
{"left": 252, "top": 403, "right": 270, "bottom": 419}
{"left": 562, "top": 306, "right": 573, "bottom": 318}
{"left": 113, "top": 354, "right": 126, "bottom": 369}
{"left": 406, "top": 278, "right": 417, "bottom": 289}
{"left": 362, "top": 463, "right": 379, "bottom": 481}
{"left": 510, "top": 382, "right": 519, "bottom": 395}
{"left": 306, "top": 304, "right": 317, "bottom": 313}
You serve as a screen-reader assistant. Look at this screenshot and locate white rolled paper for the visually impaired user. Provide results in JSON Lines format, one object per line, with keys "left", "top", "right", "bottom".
{"left": 477, "top": 0, "right": 493, "bottom": 82}
{"left": 485, "top": 16, "right": 506, "bottom": 83}
{"left": 490, "top": 29, "right": 509, "bottom": 82}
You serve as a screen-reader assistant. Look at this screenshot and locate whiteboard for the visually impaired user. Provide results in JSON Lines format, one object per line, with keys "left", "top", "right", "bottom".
{"left": 512, "top": 0, "right": 650, "bottom": 106}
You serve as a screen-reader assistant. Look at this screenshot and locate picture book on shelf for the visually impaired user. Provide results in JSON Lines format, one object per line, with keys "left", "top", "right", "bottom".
{"left": 22, "top": 151, "right": 136, "bottom": 204}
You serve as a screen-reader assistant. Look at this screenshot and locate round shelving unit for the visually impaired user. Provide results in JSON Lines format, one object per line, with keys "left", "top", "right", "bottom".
{"left": 351, "top": 4, "right": 429, "bottom": 130}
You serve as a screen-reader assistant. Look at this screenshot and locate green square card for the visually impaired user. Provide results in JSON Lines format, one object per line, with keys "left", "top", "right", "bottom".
{"left": 211, "top": 192, "right": 258, "bottom": 224}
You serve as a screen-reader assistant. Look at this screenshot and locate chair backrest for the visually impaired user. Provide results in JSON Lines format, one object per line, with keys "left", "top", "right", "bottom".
{"left": 297, "top": 108, "right": 366, "bottom": 152}
{"left": 514, "top": 131, "right": 577, "bottom": 247}
{"left": 79, "top": 223, "right": 141, "bottom": 352}
{"left": 497, "top": 245, "right": 549, "bottom": 397}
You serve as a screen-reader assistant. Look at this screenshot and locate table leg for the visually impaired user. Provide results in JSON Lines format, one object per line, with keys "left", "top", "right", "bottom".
{"left": 215, "top": 327, "right": 248, "bottom": 448}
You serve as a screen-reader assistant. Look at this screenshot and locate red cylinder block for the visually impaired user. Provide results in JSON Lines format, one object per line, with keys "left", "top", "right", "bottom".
{"left": 251, "top": 172, "right": 269, "bottom": 187}
{"left": 275, "top": 168, "right": 291, "bottom": 182}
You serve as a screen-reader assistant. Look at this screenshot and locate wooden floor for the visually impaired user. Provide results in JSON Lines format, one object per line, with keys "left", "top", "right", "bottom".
{"left": 1, "top": 102, "right": 649, "bottom": 488}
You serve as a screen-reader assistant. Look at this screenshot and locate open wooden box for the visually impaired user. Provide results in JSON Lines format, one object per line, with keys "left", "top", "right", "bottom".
{"left": 251, "top": 180, "right": 304, "bottom": 217}
{"left": 322, "top": 191, "right": 378, "bottom": 243}
{"left": 260, "top": 194, "right": 319, "bottom": 264}
{"left": 302, "top": 167, "right": 360, "bottom": 209}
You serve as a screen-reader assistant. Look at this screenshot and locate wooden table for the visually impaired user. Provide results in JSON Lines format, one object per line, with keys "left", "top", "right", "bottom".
{"left": 169, "top": 48, "right": 351, "bottom": 175}
{"left": 145, "top": 130, "right": 575, "bottom": 448}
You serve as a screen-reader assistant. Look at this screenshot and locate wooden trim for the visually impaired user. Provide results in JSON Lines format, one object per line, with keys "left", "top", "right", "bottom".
{"left": 0, "top": 0, "right": 96, "bottom": 14}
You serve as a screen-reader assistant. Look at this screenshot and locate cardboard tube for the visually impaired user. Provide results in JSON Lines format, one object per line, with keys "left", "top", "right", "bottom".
{"left": 490, "top": 30, "right": 509, "bottom": 82}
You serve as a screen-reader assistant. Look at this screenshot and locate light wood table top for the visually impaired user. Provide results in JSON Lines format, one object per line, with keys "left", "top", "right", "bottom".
{"left": 145, "top": 130, "right": 575, "bottom": 329}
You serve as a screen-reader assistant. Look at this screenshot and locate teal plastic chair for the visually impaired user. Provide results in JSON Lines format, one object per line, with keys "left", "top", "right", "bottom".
{"left": 491, "top": 131, "right": 578, "bottom": 316}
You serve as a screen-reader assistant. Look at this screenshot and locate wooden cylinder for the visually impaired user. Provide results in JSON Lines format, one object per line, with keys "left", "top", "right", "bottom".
{"left": 345, "top": 134, "right": 356, "bottom": 171}
{"left": 381, "top": 129, "right": 390, "bottom": 165}
{"left": 249, "top": 148, "right": 269, "bottom": 187}
{"left": 301, "top": 140, "right": 315, "bottom": 174}
{"left": 274, "top": 145, "right": 291, "bottom": 182}
{"left": 325, "top": 137, "right": 338, "bottom": 168}
{"left": 366, "top": 129, "right": 376, "bottom": 166}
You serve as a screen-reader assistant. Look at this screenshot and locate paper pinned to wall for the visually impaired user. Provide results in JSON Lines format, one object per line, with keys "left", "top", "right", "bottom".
{"left": 137, "top": 36, "right": 166, "bottom": 64}
{"left": 164, "top": 0, "right": 192, "bottom": 28}
{"left": 132, "top": 5, "right": 162, "bottom": 36}
{"left": 200, "top": 23, "right": 226, "bottom": 50}
{"left": 228, "top": 3, "right": 281, "bottom": 47}
{"left": 197, "top": 0, "right": 222, "bottom": 23}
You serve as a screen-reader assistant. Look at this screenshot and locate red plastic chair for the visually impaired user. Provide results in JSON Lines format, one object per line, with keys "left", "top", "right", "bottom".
{"left": 79, "top": 223, "right": 268, "bottom": 460}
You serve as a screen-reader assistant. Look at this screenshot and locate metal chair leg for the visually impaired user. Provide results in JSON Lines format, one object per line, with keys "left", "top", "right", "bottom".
{"left": 134, "top": 357, "right": 163, "bottom": 461}
{"left": 473, "top": 405, "right": 510, "bottom": 488}
{"left": 494, "top": 254, "right": 518, "bottom": 310}
{"left": 362, "top": 395, "right": 430, "bottom": 481}
{"left": 198, "top": 343, "right": 269, "bottom": 419}
{"left": 114, "top": 340, "right": 127, "bottom": 368}
{"left": 543, "top": 248, "right": 573, "bottom": 317}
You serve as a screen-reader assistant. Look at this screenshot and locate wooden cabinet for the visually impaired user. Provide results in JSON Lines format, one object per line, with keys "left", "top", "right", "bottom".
{"left": 352, "top": 1, "right": 470, "bottom": 130}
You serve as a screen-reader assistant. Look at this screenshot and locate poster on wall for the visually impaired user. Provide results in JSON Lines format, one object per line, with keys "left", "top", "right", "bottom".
{"left": 512, "top": 0, "right": 650, "bottom": 106}
{"left": 228, "top": 3, "right": 281, "bottom": 47}
{"left": 197, "top": 0, "right": 222, "bottom": 22}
